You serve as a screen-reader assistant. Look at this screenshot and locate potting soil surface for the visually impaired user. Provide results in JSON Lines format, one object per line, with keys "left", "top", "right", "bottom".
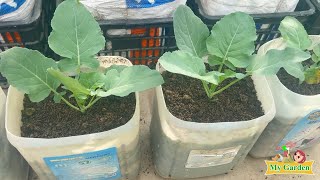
{"left": 162, "top": 72, "right": 264, "bottom": 123}
{"left": 278, "top": 69, "right": 320, "bottom": 95}
{"left": 27, "top": 89, "right": 320, "bottom": 180}
{"left": 21, "top": 93, "right": 135, "bottom": 138}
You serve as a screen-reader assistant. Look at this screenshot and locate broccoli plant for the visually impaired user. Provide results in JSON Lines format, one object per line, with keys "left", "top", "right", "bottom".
{"left": 0, "top": 0, "right": 164, "bottom": 113}
{"left": 159, "top": 5, "right": 310, "bottom": 99}
{"left": 278, "top": 16, "right": 320, "bottom": 84}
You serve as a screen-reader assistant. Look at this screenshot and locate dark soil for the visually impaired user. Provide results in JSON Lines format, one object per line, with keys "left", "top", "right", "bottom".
{"left": 21, "top": 94, "right": 135, "bottom": 138}
{"left": 277, "top": 69, "right": 320, "bottom": 95}
{"left": 162, "top": 72, "right": 264, "bottom": 123}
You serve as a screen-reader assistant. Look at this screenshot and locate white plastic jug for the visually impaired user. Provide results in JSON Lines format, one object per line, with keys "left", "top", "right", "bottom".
{"left": 150, "top": 65, "right": 275, "bottom": 178}
{"left": 0, "top": 87, "right": 29, "bottom": 180}
{"left": 5, "top": 57, "right": 141, "bottom": 180}
{"left": 250, "top": 36, "right": 320, "bottom": 158}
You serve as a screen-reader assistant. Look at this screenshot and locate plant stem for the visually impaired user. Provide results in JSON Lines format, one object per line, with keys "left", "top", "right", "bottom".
{"left": 83, "top": 97, "right": 101, "bottom": 112}
{"left": 60, "top": 96, "right": 81, "bottom": 112}
{"left": 218, "top": 57, "right": 227, "bottom": 73}
{"left": 202, "top": 80, "right": 211, "bottom": 98}
{"left": 218, "top": 63, "right": 224, "bottom": 73}
{"left": 75, "top": 98, "right": 86, "bottom": 112}
{"left": 50, "top": 88, "right": 81, "bottom": 111}
{"left": 209, "top": 75, "right": 248, "bottom": 98}
{"left": 87, "top": 95, "right": 96, "bottom": 106}
{"left": 210, "top": 84, "right": 217, "bottom": 93}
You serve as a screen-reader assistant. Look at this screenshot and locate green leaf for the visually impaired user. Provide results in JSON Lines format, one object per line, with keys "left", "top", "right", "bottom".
{"left": 218, "top": 70, "right": 235, "bottom": 83}
{"left": 208, "top": 55, "right": 236, "bottom": 70}
{"left": 48, "top": 0, "right": 105, "bottom": 71}
{"left": 224, "top": 61, "right": 236, "bottom": 70}
{"left": 105, "top": 65, "right": 128, "bottom": 73}
{"left": 97, "top": 65, "right": 164, "bottom": 97}
{"left": 279, "top": 16, "right": 312, "bottom": 50}
{"left": 203, "top": 71, "right": 226, "bottom": 84}
{"left": 285, "top": 63, "right": 305, "bottom": 82}
{"left": 206, "top": 12, "right": 256, "bottom": 68}
{"left": 79, "top": 72, "right": 106, "bottom": 90}
{"left": 311, "top": 43, "right": 320, "bottom": 63}
{"left": 208, "top": 55, "right": 222, "bottom": 66}
{"left": 247, "top": 55, "right": 274, "bottom": 75}
{"left": 235, "top": 73, "right": 246, "bottom": 79}
{"left": 305, "top": 67, "right": 320, "bottom": 84}
{"left": 53, "top": 91, "right": 66, "bottom": 103}
{"left": 0, "top": 47, "right": 60, "bottom": 102}
{"left": 159, "top": 51, "right": 205, "bottom": 76}
{"left": 58, "top": 58, "right": 77, "bottom": 72}
{"left": 103, "top": 69, "right": 120, "bottom": 91}
{"left": 159, "top": 51, "right": 222, "bottom": 85}
{"left": 248, "top": 47, "right": 310, "bottom": 81}
{"left": 48, "top": 68, "right": 90, "bottom": 100}
{"left": 313, "top": 43, "right": 320, "bottom": 58}
{"left": 217, "top": 69, "right": 246, "bottom": 83}
{"left": 173, "top": 5, "right": 209, "bottom": 57}
{"left": 81, "top": 57, "right": 100, "bottom": 69}
{"left": 311, "top": 54, "right": 320, "bottom": 63}
{"left": 224, "top": 69, "right": 246, "bottom": 79}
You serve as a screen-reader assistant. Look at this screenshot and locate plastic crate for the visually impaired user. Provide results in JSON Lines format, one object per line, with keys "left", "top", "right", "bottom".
{"left": 192, "top": 0, "right": 315, "bottom": 51}
{"left": 0, "top": 0, "right": 45, "bottom": 52}
{"left": 309, "top": 0, "right": 320, "bottom": 34}
{"left": 0, "top": 0, "right": 47, "bottom": 88}
{"left": 96, "top": 19, "right": 175, "bottom": 68}
{"left": 49, "top": 0, "right": 176, "bottom": 68}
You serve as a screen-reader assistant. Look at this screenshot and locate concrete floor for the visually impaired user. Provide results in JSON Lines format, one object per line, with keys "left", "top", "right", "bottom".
{"left": 25, "top": 89, "right": 320, "bottom": 180}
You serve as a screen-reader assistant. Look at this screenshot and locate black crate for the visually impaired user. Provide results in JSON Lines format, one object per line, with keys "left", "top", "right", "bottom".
{"left": 96, "top": 19, "right": 175, "bottom": 68}
{"left": 0, "top": 0, "right": 48, "bottom": 88}
{"left": 191, "top": 0, "right": 315, "bottom": 50}
{"left": 309, "top": 0, "right": 320, "bottom": 34}
{"left": 0, "top": 0, "right": 46, "bottom": 52}
{"left": 49, "top": 0, "right": 176, "bottom": 68}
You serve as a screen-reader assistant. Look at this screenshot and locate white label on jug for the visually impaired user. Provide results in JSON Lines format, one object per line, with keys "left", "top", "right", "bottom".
{"left": 185, "top": 145, "right": 242, "bottom": 168}
{"left": 43, "top": 147, "right": 121, "bottom": 180}
{"left": 276, "top": 110, "right": 320, "bottom": 152}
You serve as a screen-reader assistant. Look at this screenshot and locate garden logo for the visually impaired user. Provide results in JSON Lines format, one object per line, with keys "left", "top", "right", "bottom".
{"left": 265, "top": 146, "right": 314, "bottom": 175}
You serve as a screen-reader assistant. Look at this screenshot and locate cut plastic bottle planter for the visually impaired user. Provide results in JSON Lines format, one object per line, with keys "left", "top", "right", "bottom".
{"left": 0, "top": 87, "right": 29, "bottom": 180}
{"left": 150, "top": 65, "right": 276, "bottom": 179}
{"left": 5, "top": 57, "right": 141, "bottom": 180}
{"left": 250, "top": 36, "right": 320, "bottom": 158}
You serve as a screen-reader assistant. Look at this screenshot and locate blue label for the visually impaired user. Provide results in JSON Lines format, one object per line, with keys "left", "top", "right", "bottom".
{"left": 276, "top": 110, "right": 320, "bottom": 152}
{"left": 0, "top": 0, "right": 26, "bottom": 16}
{"left": 126, "top": 0, "right": 174, "bottom": 9}
{"left": 44, "top": 147, "right": 121, "bottom": 180}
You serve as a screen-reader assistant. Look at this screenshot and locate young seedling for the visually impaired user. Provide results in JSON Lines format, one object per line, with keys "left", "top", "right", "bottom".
{"left": 159, "top": 5, "right": 310, "bottom": 99}
{"left": 0, "top": 0, "right": 164, "bottom": 113}
{"left": 278, "top": 16, "right": 320, "bottom": 84}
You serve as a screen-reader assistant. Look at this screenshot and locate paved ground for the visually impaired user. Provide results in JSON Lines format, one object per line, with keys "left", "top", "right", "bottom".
{"left": 25, "top": 89, "right": 320, "bottom": 180}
